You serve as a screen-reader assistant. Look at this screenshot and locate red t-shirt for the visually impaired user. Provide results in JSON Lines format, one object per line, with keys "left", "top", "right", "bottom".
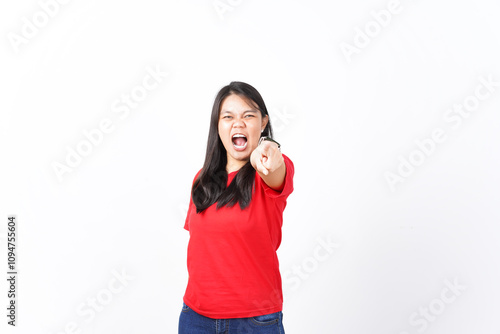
{"left": 183, "top": 154, "right": 294, "bottom": 319}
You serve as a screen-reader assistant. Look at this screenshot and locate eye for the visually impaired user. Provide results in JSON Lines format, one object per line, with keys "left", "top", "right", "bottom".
{"left": 223, "top": 116, "right": 232, "bottom": 119}
{"left": 245, "top": 115, "right": 254, "bottom": 118}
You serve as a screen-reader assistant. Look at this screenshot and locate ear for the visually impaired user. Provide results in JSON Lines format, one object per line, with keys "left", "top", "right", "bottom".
{"left": 261, "top": 114, "right": 269, "bottom": 130}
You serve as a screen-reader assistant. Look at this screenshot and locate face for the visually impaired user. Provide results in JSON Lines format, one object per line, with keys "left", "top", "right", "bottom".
{"left": 218, "top": 94, "right": 268, "bottom": 166}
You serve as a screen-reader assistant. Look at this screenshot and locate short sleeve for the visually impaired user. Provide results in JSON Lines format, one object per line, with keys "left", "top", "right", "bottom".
{"left": 184, "top": 168, "right": 202, "bottom": 231}
{"left": 261, "top": 153, "right": 294, "bottom": 200}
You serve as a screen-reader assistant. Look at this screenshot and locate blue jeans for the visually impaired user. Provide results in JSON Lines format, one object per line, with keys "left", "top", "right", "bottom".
{"left": 178, "top": 302, "right": 285, "bottom": 334}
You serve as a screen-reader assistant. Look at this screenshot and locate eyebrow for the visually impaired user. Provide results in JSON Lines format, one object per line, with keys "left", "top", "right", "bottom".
{"left": 221, "top": 110, "right": 258, "bottom": 114}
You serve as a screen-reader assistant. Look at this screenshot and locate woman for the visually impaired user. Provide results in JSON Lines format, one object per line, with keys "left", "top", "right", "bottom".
{"left": 179, "top": 81, "right": 294, "bottom": 333}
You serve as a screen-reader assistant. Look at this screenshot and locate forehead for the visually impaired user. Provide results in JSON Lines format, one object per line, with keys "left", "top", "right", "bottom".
{"left": 220, "top": 94, "right": 258, "bottom": 113}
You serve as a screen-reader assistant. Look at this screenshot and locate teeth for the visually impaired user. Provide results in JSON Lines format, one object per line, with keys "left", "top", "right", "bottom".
{"left": 232, "top": 134, "right": 246, "bottom": 138}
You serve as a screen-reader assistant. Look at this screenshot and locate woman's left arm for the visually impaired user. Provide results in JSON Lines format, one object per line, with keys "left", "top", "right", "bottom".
{"left": 250, "top": 141, "right": 286, "bottom": 191}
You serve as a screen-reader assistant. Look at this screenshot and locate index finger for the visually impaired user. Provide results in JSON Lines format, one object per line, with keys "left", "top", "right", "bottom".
{"left": 255, "top": 155, "right": 269, "bottom": 175}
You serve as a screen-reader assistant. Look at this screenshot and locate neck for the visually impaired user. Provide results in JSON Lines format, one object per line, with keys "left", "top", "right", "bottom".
{"left": 226, "top": 155, "right": 248, "bottom": 174}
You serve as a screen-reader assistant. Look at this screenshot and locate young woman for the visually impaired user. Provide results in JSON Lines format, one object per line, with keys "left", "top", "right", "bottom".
{"left": 179, "top": 81, "right": 294, "bottom": 333}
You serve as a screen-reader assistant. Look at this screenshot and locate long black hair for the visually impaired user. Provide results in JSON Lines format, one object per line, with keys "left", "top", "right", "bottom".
{"left": 191, "top": 81, "right": 275, "bottom": 213}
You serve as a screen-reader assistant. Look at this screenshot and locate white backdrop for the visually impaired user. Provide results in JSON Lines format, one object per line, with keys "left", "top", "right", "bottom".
{"left": 1, "top": 0, "right": 499, "bottom": 333}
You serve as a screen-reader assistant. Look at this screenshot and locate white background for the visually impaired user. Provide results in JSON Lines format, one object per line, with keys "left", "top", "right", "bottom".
{"left": 1, "top": 0, "right": 499, "bottom": 333}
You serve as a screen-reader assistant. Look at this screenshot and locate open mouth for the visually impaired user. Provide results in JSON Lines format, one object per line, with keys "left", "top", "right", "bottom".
{"left": 232, "top": 133, "right": 248, "bottom": 150}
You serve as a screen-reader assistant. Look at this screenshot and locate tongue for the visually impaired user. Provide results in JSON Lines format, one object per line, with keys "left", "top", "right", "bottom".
{"left": 233, "top": 137, "right": 246, "bottom": 146}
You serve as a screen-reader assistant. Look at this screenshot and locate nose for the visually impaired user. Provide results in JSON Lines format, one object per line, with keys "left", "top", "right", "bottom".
{"left": 232, "top": 116, "right": 246, "bottom": 127}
